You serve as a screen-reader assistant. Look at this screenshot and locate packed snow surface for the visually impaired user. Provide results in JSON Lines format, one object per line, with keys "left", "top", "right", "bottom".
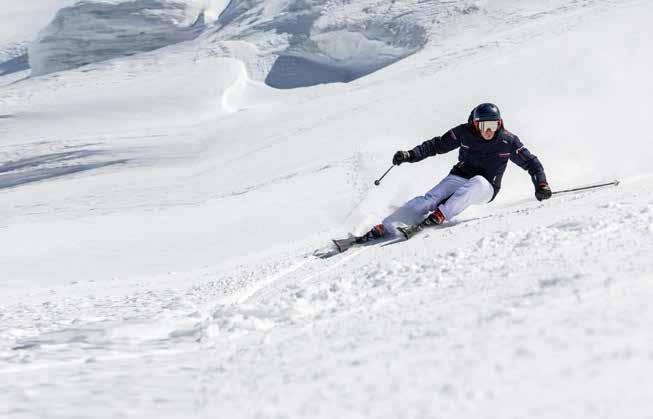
{"left": 1, "top": 0, "right": 653, "bottom": 418}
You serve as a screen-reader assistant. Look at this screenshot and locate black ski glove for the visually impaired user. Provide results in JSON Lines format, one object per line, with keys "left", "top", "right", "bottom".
{"left": 535, "top": 182, "right": 552, "bottom": 201}
{"left": 392, "top": 150, "right": 411, "bottom": 166}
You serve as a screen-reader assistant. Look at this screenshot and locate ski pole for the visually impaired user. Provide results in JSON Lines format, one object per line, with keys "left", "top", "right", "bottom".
{"left": 374, "top": 165, "right": 395, "bottom": 186}
{"left": 552, "top": 180, "right": 619, "bottom": 196}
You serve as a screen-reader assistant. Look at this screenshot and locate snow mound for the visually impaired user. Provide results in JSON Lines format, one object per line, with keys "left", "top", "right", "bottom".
{"left": 28, "top": 0, "right": 218, "bottom": 76}
{"left": 208, "top": 0, "right": 479, "bottom": 88}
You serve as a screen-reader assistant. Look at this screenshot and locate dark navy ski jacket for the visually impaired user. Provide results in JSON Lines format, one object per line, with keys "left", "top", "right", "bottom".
{"left": 407, "top": 117, "right": 547, "bottom": 200}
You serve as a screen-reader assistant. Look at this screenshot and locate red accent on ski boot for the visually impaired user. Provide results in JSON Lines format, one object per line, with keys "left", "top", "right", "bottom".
{"left": 356, "top": 224, "right": 386, "bottom": 243}
{"left": 425, "top": 209, "right": 446, "bottom": 225}
{"left": 370, "top": 224, "right": 385, "bottom": 238}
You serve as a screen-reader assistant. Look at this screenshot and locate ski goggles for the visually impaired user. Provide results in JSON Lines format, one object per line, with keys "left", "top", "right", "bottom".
{"left": 477, "top": 120, "right": 500, "bottom": 132}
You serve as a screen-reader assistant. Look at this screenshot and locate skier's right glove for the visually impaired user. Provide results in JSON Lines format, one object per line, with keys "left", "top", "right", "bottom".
{"left": 392, "top": 150, "right": 411, "bottom": 165}
{"left": 535, "top": 182, "right": 552, "bottom": 201}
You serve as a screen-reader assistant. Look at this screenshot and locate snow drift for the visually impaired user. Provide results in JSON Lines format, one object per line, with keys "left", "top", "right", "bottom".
{"left": 28, "top": 0, "right": 218, "bottom": 76}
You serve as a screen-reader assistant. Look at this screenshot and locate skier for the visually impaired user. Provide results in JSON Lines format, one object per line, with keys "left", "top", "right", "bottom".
{"left": 351, "top": 103, "right": 552, "bottom": 246}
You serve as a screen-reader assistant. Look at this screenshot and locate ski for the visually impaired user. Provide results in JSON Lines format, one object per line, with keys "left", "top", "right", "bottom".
{"left": 396, "top": 224, "right": 422, "bottom": 240}
{"left": 314, "top": 234, "right": 385, "bottom": 259}
{"left": 333, "top": 235, "right": 358, "bottom": 253}
{"left": 312, "top": 234, "right": 359, "bottom": 259}
{"left": 396, "top": 219, "right": 442, "bottom": 240}
{"left": 317, "top": 220, "right": 437, "bottom": 257}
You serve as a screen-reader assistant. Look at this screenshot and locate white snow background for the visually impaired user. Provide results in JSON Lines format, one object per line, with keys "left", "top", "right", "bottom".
{"left": 1, "top": 0, "right": 653, "bottom": 418}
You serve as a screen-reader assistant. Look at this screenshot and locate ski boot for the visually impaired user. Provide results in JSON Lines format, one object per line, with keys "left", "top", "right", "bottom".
{"left": 423, "top": 208, "right": 446, "bottom": 226}
{"left": 356, "top": 224, "right": 386, "bottom": 243}
{"left": 398, "top": 209, "right": 446, "bottom": 239}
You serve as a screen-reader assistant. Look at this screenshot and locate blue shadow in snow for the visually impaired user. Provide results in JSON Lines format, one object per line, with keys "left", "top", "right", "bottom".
{"left": 0, "top": 54, "right": 29, "bottom": 76}
{"left": 265, "top": 55, "right": 365, "bottom": 89}
{"left": 0, "top": 150, "right": 128, "bottom": 190}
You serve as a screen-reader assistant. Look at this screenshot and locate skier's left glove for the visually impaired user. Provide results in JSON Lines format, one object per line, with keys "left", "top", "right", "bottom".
{"left": 535, "top": 182, "right": 552, "bottom": 201}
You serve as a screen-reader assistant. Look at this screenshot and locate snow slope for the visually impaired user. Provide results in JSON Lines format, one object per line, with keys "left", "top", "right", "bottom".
{"left": 1, "top": 0, "right": 653, "bottom": 418}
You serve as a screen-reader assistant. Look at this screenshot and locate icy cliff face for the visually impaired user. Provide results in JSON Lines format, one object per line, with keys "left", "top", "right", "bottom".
{"left": 28, "top": 0, "right": 216, "bottom": 76}
{"left": 210, "top": 0, "right": 479, "bottom": 88}
{"left": 28, "top": 0, "right": 481, "bottom": 87}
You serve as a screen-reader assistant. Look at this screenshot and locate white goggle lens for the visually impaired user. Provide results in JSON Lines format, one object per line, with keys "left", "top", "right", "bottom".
{"left": 479, "top": 120, "right": 500, "bottom": 132}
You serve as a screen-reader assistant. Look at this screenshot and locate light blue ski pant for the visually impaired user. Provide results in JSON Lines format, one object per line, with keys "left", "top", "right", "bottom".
{"left": 382, "top": 174, "right": 494, "bottom": 235}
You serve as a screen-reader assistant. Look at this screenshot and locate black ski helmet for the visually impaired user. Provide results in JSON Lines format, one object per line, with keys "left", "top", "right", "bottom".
{"left": 472, "top": 103, "right": 501, "bottom": 121}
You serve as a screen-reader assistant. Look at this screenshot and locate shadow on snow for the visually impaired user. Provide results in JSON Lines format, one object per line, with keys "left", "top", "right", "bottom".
{"left": 0, "top": 54, "right": 29, "bottom": 76}
{"left": 0, "top": 150, "right": 128, "bottom": 190}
